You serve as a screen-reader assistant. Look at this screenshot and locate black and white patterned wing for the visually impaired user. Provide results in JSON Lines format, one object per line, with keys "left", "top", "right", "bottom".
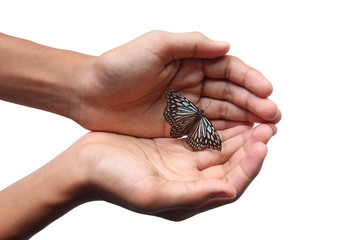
{"left": 163, "top": 90, "right": 222, "bottom": 151}
{"left": 170, "top": 117, "right": 197, "bottom": 138}
{"left": 164, "top": 90, "right": 198, "bottom": 126}
{"left": 186, "top": 116, "right": 222, "bottom": 151}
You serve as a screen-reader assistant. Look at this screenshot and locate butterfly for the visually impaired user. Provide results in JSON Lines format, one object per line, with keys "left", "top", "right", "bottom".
{"left": 163, "top": 90, "right": 222, "bottom": 151}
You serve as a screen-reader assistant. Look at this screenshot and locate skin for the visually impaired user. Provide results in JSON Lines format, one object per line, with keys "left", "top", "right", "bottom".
{"left": 0, "top": 124, "right": 276, "bottom": 238}
{"left": 0, "top": 31, "right": 280, "bottom": 136}
{"left": 0, "top": 31, "right": 280, "bottom": 238}
{"left": 78, "top": 31, "right": 281, "bottom": 136}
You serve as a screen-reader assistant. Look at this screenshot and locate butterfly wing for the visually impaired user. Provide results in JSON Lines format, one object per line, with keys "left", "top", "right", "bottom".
{"left": 164, "top": 90, "right": 199, "bottom": 137}
{"left": 170, "top": 117, "right": 197, "bottom": 138}
{"left": 164, "top": 90, "right": 222, "bottom": 151}
{"left": 186, "top": 116, "right": 222, "bottom": 151}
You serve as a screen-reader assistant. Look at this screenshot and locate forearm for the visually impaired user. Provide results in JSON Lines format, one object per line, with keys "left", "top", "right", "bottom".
{"left": 0, "top": 147, "right": 87, "bottom": 239}
{"left": 0, "top": 33, "right": 94, "bottom": 119}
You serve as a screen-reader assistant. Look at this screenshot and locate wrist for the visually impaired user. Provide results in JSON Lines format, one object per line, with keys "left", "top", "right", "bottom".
{"left": 0, "top": 139, "right": 89, "bottom": 238}
{"left": 0, "top": 33, "right": 95, "bottom": 120}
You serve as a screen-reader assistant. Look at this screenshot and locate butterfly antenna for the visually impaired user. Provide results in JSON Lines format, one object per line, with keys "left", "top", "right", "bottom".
{"left": 203, "top": 100, "right": 211, "bottom": 111}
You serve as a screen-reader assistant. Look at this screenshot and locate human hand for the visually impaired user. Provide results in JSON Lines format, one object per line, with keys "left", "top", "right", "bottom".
{"left": 74, "top": 31, "right": 280, "bottom": 137}
{"left": 77, "top": 123, "right": 276, "bottom": 220}
{"left": 0, "top": 123, "right": 275, "bottom": 238}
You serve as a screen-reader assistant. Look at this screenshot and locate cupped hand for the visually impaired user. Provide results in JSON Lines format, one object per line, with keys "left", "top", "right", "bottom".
{"left": 74, "top": 31, "right": 280, "bottom": 137}
{"left": 76, "top": 123, "right": 276, "bottom": 220}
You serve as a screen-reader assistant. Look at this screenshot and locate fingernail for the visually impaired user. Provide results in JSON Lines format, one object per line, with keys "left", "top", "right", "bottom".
{"left": 216, "top": 192, "right": 232, "bottom": 199}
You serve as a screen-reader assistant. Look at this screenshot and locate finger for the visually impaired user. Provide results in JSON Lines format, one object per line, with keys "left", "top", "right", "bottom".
{"left": 150, "top": 179, "right": 236, "bottom": 212}
{"left": 200, "top": 124, "right": 275, "bottom": 176}
{"left": 210, "top": 119, "right": 254, "bottom": 131}
{"left": 241, "top": 142, "right": 268, "bottom": 180}
{"left": 143, "top": 31, "right": 230, "bottom": 62}
{"left": 201, "top": 96, "right": 275, "bottom": 123}
{"left": 233, "top": 124, "right": 274, "bottom": 179}
{"left": 202, "top": 55, "right": 273, "bottom": 98}
{"left": 243, "top": 123, "right": 276, "bottom": 152}
{"left": 154, "top": 196, "right": 233, "bottom": 221}
{"left": 167, "top": 144, "right": 267, "bottom": 219}
{"left": 155, "top": 161, "right": 261, "bottom": 220}
{"left": 193, "top": 125, "right": 251, "bottom": 175}
{"left": 155, "top": 126, "right": 274, "bottom": 219}
{"left": 202, "top": 79, "right": 280, "bottom": 122}
{"left": 223, "top": 127, "right": 272, "bottom": 191}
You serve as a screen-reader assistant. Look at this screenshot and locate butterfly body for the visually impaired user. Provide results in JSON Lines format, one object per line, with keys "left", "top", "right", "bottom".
{"left": 195, "top": 110, "right": 204, "bottom": 119}
{"left": 163, "top": 90, "right": 222, "bottom": 151}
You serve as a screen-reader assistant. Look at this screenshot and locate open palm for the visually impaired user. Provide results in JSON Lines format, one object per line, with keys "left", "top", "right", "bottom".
{"left": 79, "top": 123, "right": 275, "bottom": 220}
{"left": 75, "top": 31, "right": 280, "bottom": 137}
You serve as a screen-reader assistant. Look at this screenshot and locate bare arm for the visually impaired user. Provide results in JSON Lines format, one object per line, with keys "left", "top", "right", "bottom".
{"left": 0, "top": 143, "right": 86, "bottom": 239}
{"left": 0, "top": 124, "right": 276, "bottom": 238}
{"left": 0, "top": 32, "right": 280, "bottom": 137}
{"left": 0, "top": 33, "right": 92, "bottom": 119}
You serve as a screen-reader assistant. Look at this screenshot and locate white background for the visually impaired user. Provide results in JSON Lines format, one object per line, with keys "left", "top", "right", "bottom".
{"left": 1, "top": 0, "right": 359, "bottom": 239}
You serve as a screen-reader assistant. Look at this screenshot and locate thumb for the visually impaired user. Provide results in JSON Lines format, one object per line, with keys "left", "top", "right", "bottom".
{"left": 149, "top": 179, "right": 236, "bottom": 211}
{"left": 139, "top": 31, "right": 230, "bottom": 62}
